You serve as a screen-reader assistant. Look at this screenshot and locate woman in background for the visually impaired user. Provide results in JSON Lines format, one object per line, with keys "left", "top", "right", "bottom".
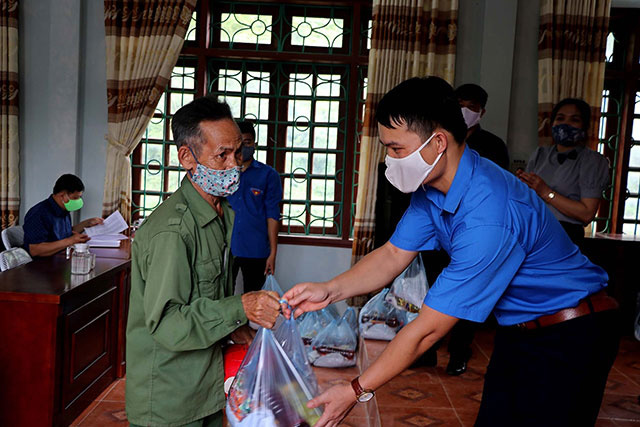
{"left": 517, "top": 98, "right": 609, "bottom": 244}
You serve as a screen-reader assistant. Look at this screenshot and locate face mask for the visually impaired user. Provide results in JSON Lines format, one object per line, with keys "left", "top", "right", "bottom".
{"left": 64, "top": 197, "right": 83, "bottom": 212}
{"left": 552, "top": 124, "right": 586, "bottom": 147}
{"left": 188, "top": 148, "right": 240, "bottom": 197}
{"left": 241, "top": 145, "right": 255, "bottom": 162}
{"left": 461, "top": 107, "right": 482, "bottom": 129}
{"left": 384, "top": 133, "right": 443, "bottom": 193}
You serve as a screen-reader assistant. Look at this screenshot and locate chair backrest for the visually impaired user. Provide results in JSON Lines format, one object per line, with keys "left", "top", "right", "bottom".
{"left": 2, "top": 225, "right": 24, "bottom": 250}
{"left": 0, "top": 247, "right": 32, "bottom": 271}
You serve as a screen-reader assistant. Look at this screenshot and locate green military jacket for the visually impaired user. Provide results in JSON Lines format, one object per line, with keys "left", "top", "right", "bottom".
{"left": 126, "top": 178, "right": 247, "bottom": 426}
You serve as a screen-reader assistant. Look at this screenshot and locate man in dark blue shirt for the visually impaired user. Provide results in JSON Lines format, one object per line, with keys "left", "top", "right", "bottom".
{"left": 228, "top": 122, "right": 283, "bottom": 293}
{"left": 283, "top": 77, "right": 619, "bottom": 427}
{"left": 23, "top": 174, "right": 103, "bottom": 256}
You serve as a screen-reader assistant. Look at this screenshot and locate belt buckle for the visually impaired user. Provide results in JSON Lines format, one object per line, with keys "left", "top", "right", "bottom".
{"left": 515, "top": 322, "right": 528, "bottom": 330}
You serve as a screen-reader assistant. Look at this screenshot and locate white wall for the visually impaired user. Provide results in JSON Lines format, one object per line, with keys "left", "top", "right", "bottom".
{"left": 19, "top": 0, "right": 107, "bottom": 223}
{"left": 455, "top": 0, "right": 540, "bottom": 170}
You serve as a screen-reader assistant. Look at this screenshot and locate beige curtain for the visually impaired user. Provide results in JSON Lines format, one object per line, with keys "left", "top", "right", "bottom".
{"left": 102, "top": 0, "right": 196, "bottom": 222}
{"left": 538, "top": 0, "right": 611, "bottom": 147}
{"left": 0, "top": 0, "right": 19, "bottom": 229}
{"left": 351, "top": 0, "right": 458, "bottom": 266}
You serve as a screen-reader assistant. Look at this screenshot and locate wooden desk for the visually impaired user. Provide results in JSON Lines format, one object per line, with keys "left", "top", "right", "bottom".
{"left": 0, "top": 246, "right": 131, "bottom": 427}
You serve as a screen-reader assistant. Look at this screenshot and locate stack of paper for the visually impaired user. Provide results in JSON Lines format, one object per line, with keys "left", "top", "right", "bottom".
{"left": 85, "top": 211, "right": 129, "bottom": 247}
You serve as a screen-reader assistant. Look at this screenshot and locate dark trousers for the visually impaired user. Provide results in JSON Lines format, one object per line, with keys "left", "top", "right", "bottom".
{"left": 475, "top": 310, "right": 620, "bottom": 427}
{"left": 448, "top": 319, "right": 477, "bottom": 361}
{"left": 232, "top": 256, "right": 267, "bottom": 294}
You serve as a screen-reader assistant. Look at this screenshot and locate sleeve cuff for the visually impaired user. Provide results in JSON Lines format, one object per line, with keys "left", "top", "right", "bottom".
{"left": 223, "top": 295, "right": 248, "bottom": 328}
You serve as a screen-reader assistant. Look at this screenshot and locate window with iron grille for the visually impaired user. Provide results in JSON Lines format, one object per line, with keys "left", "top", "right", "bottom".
{"left": 595, "top": 9, "right": 640, "bottom": 236}
{"left": 131, "top": 1, "right": 371, "bottom": 246}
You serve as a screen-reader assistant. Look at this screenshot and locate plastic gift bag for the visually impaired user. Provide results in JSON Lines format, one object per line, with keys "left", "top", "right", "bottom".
{"left": 298, "top": 308, "right": 335, "bottom": 348}
{"left": 226, "top": 328, "right": 322, "bottom": 427}
{"left": 274, "top": 314, "right": 319, "bottom": 396}
{"left": 385, "top": 256, "right": 428, "bottom": 314}
{"left": 359, "top": 289, "right": 408, "bottom": 341}
{"left": 342, "top": 306, "right": 359, "bottom": 336}
{"left": 249, "top": 275, "right": 285, "bottom": 330}
{"left": 309, "top": 310, "right": 358, "bottom": 368}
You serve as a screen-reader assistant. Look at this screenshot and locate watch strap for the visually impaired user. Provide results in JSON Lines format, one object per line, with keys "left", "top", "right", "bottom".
{"left": 351, "top": 376, "right": 364, "bottom": 397}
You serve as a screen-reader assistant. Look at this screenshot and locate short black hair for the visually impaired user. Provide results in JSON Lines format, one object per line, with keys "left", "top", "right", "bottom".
{"left": 375, "top": 76, "right": 467, "bottom": 145}
{"left": 455, "top": 83, "right": 488, "bottom": 108}
{"left": 171, "top": 95, "right": 234, "bottom": 155}
{"left": 53, "top": 174, "right": 84, "bottom": 194}
{"left": 237, "top": 120, "right": 256, "bottom": 140}
{"left": 551, "top": 98, "right": 591, "bottom": 133}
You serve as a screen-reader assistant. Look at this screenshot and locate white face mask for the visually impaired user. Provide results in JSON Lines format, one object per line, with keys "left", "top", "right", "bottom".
{"left": 384, "top": 133, "right": 443, "bottom": 193}
{"left": 461, "top": 107, "right": 482, "bottom": 129}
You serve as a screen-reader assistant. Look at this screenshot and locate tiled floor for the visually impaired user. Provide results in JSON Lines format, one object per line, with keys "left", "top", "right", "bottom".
{"left": 71, "top": 330, "right": 640, "bottom": 426}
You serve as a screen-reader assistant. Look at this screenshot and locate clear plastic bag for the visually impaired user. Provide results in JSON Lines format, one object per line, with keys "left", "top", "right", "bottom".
{"left": 385, "top": 256, "right": 428, "bottom": 313}
{"left": 342, "top": 306, "right": 359, "bottom": 336}
{"left": 274, "top": 315, "right": 319, "bottom": 396}
{"left": 359, "top": 288, "right": 408, "bottom": 341}
{"left": 249, "top": 275, "right": 285, "bottom": 330}
{"left": 226, "top": 328, "right": 322, "bottom": 427}
{"left": 309, "top": 310, "right": 358, "bottom": 368}
{"left": 298, "top": 308, "right": 335, "bottom": 348}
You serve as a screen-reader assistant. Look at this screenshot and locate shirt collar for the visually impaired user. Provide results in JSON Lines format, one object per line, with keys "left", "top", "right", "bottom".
{"left": 180, "top": 177, "right": 231, "bottom": 228}
{"left": 47, "top": 195, "right": 68, "bottom": 217}
{"left": 425, "top": 145, "right": 475, "bottom": 215}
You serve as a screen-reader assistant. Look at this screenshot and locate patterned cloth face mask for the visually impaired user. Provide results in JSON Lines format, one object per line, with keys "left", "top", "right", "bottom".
{"left": 188, "top": 147, "right": 240, "bottom": 197}
{"left": 552, "top": 124, "right": 586, "bottom": 147}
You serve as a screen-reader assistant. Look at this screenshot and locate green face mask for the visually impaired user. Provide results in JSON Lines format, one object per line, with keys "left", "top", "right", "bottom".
{"left": 64, "top": 197, "right": 84, "bottom": 212}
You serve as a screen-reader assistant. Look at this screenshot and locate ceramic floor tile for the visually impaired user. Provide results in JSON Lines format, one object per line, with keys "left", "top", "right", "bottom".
{"left": 70, "top": 400, "right": 100, "bottom": 427}
{"left": 595, "top": 419, "right": 620, "bottom": 426}
{"left": 455, "top": 409, "right": 478, "bottom": 427}
{"left": 77, "top": 401, "right": 128, "bottom": 426}
{"left": 378, "top": 406, "right": 461, "bottom": 426}
{"left": 376, "top": 381, "right": 452, "bottom": 410}
{"left": 440, "top": 381, "right": 483, "bottom": 413}
{"left": 103, "top": 379, "right": 126, "bottom": 402}
{"left": 598, "top": 394, "right": 640, "bottom": 421}
{"left": 606, "top": 373, "right": 640, "bottom": 396}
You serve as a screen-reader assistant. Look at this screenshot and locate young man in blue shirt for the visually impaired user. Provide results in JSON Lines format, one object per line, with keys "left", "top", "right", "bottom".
{"left": 228, "top": 121, "right": 283, "bottom": 293}
{"left": 22, "top": 174, "right": 103, "bottom": 256}
{"left": 283, "top": 77, "right": 620, "bottom": 427}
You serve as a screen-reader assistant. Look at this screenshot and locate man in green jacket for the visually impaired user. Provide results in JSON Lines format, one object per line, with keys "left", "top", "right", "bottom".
{"left": 126, "top": 96, "right": 282, "bottom": 427}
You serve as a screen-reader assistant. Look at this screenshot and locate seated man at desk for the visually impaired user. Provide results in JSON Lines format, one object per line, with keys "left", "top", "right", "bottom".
{"left": 22, "top": 174, "right": 103, "bottom": 257}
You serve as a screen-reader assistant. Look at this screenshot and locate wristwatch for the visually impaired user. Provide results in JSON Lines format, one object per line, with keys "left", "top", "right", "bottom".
{"left": 547, "top": 191, "right": 556, "bottom": 201}
{"left": 351, "top": 376, "right": 375, "bottom": 403}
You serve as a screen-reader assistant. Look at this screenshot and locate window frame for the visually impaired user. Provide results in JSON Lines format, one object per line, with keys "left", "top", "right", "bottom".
{"left": 131, "top": 0, "right": 371, "bottom": 247}
{"left": 602, "top": 9, "right": 640, "bottom": 235}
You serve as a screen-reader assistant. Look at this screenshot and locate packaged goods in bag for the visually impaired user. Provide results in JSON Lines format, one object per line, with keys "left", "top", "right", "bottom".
{"left": 298, "top": 308, "right": 335, "bottom": 349}
{"left": 385, "top": 256, "right": 428, "bottom": 313}
{"left": 309, "top": 310, "right": 358, "bottom": 368}
{"left": 224, "top": 344, "right": 249, "bottom": 396}
{"left": 359, "top": 288, "right": 408, "bottom": 341}
{"left": 274, "top": 315, "right": 319, "bottom": 396}
{"left": 342, "top": 306, "right": 359, "bottom": 336}
{"left": 226, "top": 328, "right": 322, "bottom": 427}
{"left": 249, "top": 275, "right": 285, "bottom": 330}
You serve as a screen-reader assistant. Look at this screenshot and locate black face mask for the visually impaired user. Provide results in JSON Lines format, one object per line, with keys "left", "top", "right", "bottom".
{"left": 241, "top": 145, "right": 255, "bottom": 162}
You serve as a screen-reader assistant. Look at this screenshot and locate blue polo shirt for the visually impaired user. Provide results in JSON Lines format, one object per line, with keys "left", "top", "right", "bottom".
{"left": 23, "top": 195, "right": 72, "bottom": 253}
{"left": 228, "top": 160, "right": 282, "bottom": 258}
{"left": 390, "top": 147, "right": 608, "bottom": 326}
